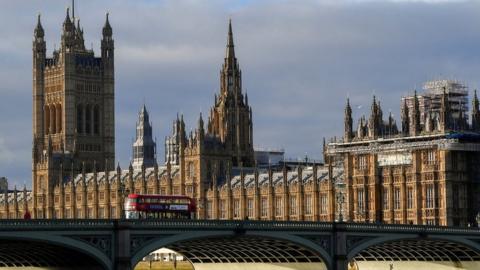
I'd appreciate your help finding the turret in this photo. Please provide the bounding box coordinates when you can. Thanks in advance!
[411,91,421,136]
[401,98,410,136]
[440,87,450,132]
[101,13,114,70]
[60,8,75,50]
[472,90,480,131]
[368,96,380,138]
[344,98,353,142]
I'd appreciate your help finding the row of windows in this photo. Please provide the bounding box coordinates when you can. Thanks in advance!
[206,195,329,219]
[37,206,117,219]
[44,104,62,135]
[358,184,447,212]
[76,104,101,135]
[76,83,101,93]
[78,144,102,152]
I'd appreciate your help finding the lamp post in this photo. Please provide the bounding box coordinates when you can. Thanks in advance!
[118,181,126,219]
[335,183,346,222]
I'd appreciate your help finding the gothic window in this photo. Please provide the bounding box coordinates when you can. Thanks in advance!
[357,189,365,213]
[110,206,116,218]
[426,184,435,208]
[261,197,268,217]
[38,176,45,191]
[320,194,328,214]
[427,150,436,165]
[219,199,226,219]
[188,162,195,179]
[382,187,389,210]
[358,155,368,170]
[64,208,71,219]
[275,196,283,217]
[85,104,92,134]
[93,105,100,135]
[206,200,213,219]
[407,187,414,209]
[233,199,240,219]
[87,207,94,218]
[289,196,297,216]
[305,194,312,215]
[76,208,83,218]
[55,104,62,133]
[50,105,56,134]
[44,105,50,135]
[247,198,254,218]
[98,207,105,219]
[394,187,401,210]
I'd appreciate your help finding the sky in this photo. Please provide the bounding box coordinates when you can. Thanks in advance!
[0,0,480,188]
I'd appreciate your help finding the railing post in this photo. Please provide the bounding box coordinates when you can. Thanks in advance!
[114,220,132,270]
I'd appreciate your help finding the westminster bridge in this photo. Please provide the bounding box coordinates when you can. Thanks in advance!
[0,220,480,270]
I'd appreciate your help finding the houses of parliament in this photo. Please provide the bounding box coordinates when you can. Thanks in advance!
[1,7,480,227]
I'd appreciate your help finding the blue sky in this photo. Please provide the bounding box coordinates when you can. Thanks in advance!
[0,0,479,188]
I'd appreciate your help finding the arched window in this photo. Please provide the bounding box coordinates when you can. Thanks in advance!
[85,104,91,134]
[188,162,195,178]
[56,104,62,133]
[50,105,56,134]
[93,105,100,135]
[44,105,50,135]
[77,104,83,134]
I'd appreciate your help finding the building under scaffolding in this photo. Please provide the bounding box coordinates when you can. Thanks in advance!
[402,80,469,127]
[328,79,480,226]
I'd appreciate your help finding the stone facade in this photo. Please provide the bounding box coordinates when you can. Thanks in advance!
[2,8,477,226]
[0,10,341,221]
[326,83,480,226]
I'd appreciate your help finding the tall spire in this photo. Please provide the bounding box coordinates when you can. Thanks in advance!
[34,14,44,38]
[226,18,235,60]
[72,0,75,21]
[103,13,112,38]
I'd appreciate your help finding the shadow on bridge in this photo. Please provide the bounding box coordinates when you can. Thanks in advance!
[345,230,480,270]
[0,239,104,269]
[132,233,329,270]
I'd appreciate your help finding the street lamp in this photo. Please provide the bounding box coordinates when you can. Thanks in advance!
[336,193,345,222]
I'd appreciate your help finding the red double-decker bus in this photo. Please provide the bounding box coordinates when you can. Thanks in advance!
[124,194,196,219]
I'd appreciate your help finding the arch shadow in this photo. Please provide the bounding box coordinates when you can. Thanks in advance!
[131,230,331,269]
[347,234,480,266]
[0,232,111,270]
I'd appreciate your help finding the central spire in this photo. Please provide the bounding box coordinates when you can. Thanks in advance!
[225,19,235,64]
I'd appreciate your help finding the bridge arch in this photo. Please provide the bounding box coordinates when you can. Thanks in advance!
[131,230,331,270]
[347,234,480,270]
[0,231,111,269]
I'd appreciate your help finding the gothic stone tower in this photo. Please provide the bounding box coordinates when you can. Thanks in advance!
[207,20,254,167]
[32,9,114,218]
[132,105,157,170]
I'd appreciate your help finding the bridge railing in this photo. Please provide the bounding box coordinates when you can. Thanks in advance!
[0,219,479,235]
